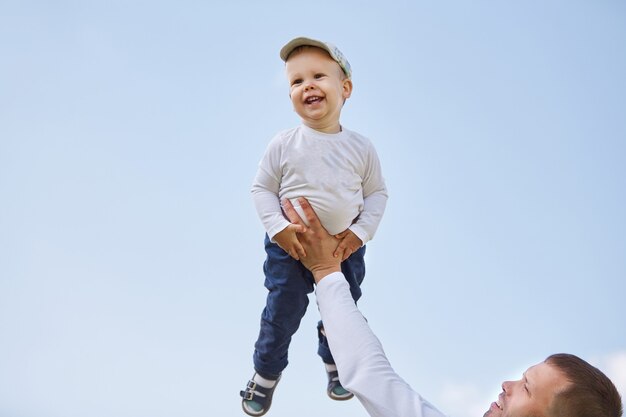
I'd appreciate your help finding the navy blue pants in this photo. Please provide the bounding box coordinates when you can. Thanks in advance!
[253,234,366,379]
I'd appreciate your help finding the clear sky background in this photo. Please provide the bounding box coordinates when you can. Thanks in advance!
[1,1,625,417]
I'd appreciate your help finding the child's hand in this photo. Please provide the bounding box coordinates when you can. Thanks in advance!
[333,229,363,262]
[273,224,307,260]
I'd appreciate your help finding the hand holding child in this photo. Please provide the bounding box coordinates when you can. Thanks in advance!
[333,229,363,262]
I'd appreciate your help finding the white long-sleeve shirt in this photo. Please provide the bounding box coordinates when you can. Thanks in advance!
[251,124,388,243]
[316,272,447,417]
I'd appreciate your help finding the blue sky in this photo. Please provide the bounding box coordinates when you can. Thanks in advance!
[1,1,625,416]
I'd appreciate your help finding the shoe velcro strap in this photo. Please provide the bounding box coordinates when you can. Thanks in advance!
[240,381,272,404]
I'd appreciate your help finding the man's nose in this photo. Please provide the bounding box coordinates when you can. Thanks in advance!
[502,381,512,393]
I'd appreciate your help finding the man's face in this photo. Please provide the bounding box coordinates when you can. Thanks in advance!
[285,47,352,133]
[483,362,570,417]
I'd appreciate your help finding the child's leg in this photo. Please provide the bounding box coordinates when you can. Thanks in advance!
[317,245,366,364]
[252,234,315,379]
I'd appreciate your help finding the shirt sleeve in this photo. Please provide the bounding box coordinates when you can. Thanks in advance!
[349,142,388,244]
[315,273,447,417]
[251,136,290,240]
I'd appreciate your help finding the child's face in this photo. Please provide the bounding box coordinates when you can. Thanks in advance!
[285,47,352,134]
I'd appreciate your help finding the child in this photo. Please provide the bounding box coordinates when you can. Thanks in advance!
[240,37,388,416]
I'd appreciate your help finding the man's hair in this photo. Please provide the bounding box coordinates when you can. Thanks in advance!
[546,353,622,417]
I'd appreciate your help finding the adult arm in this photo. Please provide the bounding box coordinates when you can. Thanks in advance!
[283,198,446,417]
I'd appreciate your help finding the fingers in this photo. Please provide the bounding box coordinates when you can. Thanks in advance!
[338,245,352,261]
[294,241,306,259]
[286,247,300,260]
[292,224,306,234]
[333,243,354,261]
[297,197,323,230]
[335,231,348,239]
[282,198,305,227]
[331,247,351,262]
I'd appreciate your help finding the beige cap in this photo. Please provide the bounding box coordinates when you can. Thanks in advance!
[280,36,352,79]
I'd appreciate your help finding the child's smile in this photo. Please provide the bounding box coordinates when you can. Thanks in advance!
[305,95,323,105]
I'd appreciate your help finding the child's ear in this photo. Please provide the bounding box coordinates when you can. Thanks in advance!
[342,79,353,99]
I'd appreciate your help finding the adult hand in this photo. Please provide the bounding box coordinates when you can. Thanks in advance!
[282,198,342,283]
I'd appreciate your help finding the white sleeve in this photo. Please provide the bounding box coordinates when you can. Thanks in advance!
[251,137,290,240]
[349,143,388,245]
[315,273,446,417]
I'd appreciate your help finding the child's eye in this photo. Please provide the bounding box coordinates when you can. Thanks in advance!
[314,73,325,79]
[291,78,303,86]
